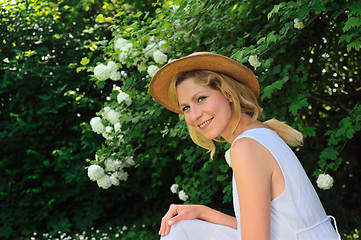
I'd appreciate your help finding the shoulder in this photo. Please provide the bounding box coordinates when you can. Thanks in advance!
[230,137,273,175]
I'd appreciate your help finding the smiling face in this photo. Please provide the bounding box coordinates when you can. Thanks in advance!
[176,77,234,140]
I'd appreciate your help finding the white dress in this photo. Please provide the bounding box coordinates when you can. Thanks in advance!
[161,128,340,240]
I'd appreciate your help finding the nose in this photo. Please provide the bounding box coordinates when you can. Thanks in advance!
[190,105,202,122]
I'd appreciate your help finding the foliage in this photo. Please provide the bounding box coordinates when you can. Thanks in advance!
[82,0,361,234]
[1,0,360,238]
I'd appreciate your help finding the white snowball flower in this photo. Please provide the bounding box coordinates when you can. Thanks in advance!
[88,165,105,181]
[157,40,171,53]
[110,174,120,186]
[109,70,121,81]
[144,42,157,59]
[170,184,178,194]
[316,173,334,190]
[94,63,111,81]
[117,91,132,106]
[153,50,167,64]
[105,159,117,172]
[178,190,189,201]
[224,149,232,167]
[106,109,121,125]
[114,38,130,50]
[102,126,113,140]
[102,106,111,119]
[137,61,147,72]
[124,156,135,167]
[107,61,118,72]
[248,55,261,69]
[294,18,304,29]
[114,122,122,132]
[116,170,128,181]
[147,65,160,78]
[97,175,112,189]
[90,117,105,134]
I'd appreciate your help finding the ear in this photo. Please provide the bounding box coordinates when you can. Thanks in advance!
[226,94,233,103]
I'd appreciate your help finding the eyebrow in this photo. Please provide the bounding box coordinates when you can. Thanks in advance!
[178,91,208,108]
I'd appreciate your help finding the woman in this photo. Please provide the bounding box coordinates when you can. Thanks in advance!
[149,52,340,240]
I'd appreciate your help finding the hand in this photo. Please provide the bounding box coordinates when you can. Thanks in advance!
[159,204,203,237]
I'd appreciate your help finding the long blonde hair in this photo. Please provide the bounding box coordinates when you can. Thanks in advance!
[168,70,303,157]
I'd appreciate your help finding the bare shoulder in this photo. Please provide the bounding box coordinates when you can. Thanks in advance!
[230,137,274,174]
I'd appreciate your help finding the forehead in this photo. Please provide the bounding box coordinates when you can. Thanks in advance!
[176,77,220,103]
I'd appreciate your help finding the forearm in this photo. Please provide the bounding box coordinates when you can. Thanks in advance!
[198,205,237,229]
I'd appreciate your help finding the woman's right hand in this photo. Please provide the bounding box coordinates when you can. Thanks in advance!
[159,204,203,237]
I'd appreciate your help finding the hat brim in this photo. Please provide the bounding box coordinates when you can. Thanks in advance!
[149,52,259,114]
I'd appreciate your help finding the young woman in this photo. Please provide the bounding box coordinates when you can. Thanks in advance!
[149,52,340,240]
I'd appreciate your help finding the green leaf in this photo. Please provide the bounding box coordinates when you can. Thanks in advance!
[261,76,289,101]
[343,16,361,32]
[80,57,90,66]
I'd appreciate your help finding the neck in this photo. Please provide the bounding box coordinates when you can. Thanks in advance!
[222,113,264,143]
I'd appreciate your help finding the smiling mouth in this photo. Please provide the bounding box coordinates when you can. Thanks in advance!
[198,118,213,128]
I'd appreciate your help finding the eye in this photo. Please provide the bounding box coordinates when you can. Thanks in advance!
[181,105,190,112]
[198,96,207,102]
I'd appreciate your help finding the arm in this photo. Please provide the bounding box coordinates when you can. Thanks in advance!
[159,204,237,237]
[231,137,273,240]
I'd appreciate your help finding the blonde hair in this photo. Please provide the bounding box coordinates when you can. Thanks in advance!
[169,70,303,157]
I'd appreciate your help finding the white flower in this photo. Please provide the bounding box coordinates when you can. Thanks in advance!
[224,149,232,167]
[105,159,117,172]
[316,173,334,190]
[137,61,147,72]
[117,91,132,106]
[88,165,105,181]
[178,190,189,201]
[102,106,111,119]
[157,40,171,53]
[90,117,105,134]
[94,63,111,81]
[102,126,113,140]
[294,18,304,29]
[248,55,261,69]
[116,170,128,181]
[147,65,160,78]
[124,156,135,167]
[109,71,121,81]
[153,50,167,64]
[144,42,157,59]
[114,38,130,51]
[107,61,118,72]
[97,175,112,189]
[106,109,121,125]
[110,174,120,186]
[114,122,122,132]
[170,184,178,194]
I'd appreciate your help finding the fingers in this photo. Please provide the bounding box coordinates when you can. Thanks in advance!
[159,204,178,237]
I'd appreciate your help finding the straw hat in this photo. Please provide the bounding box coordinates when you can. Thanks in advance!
[149,52,259,114]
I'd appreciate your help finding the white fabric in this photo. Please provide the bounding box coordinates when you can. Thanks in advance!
[161,128,340,240]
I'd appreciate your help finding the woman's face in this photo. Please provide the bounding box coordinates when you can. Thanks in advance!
[176,77,234,139]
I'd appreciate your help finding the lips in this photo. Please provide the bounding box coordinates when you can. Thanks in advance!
[198,118,213,128]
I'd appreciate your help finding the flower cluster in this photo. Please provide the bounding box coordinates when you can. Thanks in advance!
[316,173,334,190]
[248,55,261,69]
[87,154,135,189]
[170,183,189,201]
[87,89,136,189]
[94,61,121,81]
[113,36,171,77]
[224,149,232,168]
[293,18,304,29]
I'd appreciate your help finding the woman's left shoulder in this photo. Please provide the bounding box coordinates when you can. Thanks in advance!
[230,136,274,174]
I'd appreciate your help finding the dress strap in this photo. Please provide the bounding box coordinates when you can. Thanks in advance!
[328,215,341,240]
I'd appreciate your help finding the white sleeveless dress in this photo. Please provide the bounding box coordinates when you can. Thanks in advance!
[161,128,340,240]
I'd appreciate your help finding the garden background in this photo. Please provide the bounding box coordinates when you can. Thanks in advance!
[0,0,360,239]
